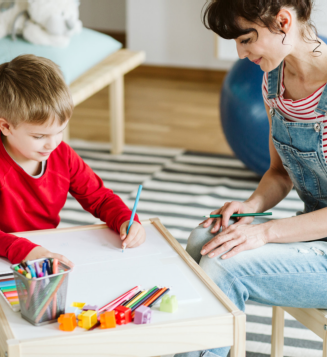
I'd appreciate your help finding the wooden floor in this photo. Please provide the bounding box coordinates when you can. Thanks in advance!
[69,66,233,155]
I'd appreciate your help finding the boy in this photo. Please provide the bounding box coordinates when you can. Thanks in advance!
[0,54,146,266]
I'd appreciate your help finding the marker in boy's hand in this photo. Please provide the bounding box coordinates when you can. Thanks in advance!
[120,185,144,251]
[120,221,146,249]
[24,246,74,268]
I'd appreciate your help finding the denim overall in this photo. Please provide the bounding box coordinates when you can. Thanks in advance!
[175,62,327,357]
[268,61,327,215]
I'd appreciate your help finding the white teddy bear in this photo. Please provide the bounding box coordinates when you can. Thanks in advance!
[24,0,82,47]
[0,0,82,47]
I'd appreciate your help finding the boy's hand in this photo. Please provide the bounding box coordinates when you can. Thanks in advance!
[23,246,74,268]
[120,221,146,249]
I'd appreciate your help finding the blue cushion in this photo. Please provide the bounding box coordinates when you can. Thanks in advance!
[0,28,122,84]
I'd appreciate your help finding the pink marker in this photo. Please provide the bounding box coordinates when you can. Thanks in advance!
[52,259,59,319]
[25,278,36,309]
[98,286,140,313]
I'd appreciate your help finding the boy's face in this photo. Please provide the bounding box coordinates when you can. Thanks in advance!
[2,118,68,163]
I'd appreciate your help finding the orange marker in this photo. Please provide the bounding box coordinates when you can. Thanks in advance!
[7,297,19,302]
[144,288,167,306]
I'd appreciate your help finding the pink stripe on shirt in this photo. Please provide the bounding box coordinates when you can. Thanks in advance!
[262,66,327,163]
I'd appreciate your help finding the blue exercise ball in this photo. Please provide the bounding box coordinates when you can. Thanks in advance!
[220,35,327,176]
[220,58,268,176]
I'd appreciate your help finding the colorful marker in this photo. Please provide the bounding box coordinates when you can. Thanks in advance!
[34,262,41,278]
[52,259,59,318]
[27,264,36,278]
[42,261,47,276]
[203,212,272,218]
[123,185,143,252]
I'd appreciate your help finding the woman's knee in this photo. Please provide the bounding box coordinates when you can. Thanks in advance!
[186,224,215,263]
[198,253,250,311]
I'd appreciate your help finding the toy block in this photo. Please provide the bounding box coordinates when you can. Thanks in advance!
[82,304,98,313]
[114,306,132,325]
[65,306,82,317]
[159,295,178,313]
[58,313,77,332]
[134,305,152,324]
[77,310,98,329]
[71,302,86,309]
[100,311,117,329]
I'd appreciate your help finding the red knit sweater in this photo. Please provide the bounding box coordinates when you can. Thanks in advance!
[0,141,140,264]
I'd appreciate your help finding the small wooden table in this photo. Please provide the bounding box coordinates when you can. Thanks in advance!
[66,49,146,154]
[0,218,245,357]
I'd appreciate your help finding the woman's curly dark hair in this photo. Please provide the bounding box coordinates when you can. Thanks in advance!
[203,0,321,53]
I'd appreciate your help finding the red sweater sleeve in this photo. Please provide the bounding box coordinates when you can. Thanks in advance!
[0,231,39,264]
[68,146,139,232]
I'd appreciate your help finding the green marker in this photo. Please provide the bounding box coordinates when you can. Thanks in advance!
[203,212,272,218]
[130,286,158,309]
[32,274,63,320]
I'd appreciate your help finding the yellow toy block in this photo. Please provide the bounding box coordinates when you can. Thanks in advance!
[77,310,97,329]
[71,302,86,309]
[100,311,116,329]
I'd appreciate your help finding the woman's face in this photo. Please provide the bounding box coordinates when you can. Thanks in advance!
[235,17,292,72]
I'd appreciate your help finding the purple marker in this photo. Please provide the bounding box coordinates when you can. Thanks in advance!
[34,262,41,278]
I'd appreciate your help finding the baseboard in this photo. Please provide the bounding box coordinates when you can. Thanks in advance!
[127,64,227,82]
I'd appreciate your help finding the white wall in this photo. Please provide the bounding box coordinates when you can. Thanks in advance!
[126,0,233,70]
[127,0,327,69]
[79,0,327,68]
[79,0,126,32]
[312,0,327,37]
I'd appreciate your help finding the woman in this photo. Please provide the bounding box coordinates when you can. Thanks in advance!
[176,1,327,356]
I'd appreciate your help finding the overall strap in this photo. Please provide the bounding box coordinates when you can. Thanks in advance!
[315,84,327,117]
[267,61,284,100]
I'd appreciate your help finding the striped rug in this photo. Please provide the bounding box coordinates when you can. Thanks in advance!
[60,139,322,357]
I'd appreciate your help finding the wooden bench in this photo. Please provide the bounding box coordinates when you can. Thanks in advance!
[66,49,146,154]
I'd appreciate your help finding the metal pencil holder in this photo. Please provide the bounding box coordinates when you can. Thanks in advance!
[11,258,72,326]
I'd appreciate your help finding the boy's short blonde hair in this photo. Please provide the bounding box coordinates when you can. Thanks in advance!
[0,54,74,127]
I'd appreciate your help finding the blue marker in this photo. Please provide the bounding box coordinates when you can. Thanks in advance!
[27,264,36,278]
[123,185,143,252]
[42,261,47,276]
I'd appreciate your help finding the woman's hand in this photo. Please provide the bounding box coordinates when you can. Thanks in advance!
[24,246,74,268]
[120,221,146,248]
[201,201,258,233]
[201,222,270,259]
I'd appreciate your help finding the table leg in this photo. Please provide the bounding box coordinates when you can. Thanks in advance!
[323,327,327,357]
[230,311,246,357]
[271,306,284,357]
[110,75,124,155]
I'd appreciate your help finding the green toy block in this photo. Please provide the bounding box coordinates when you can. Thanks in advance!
[159,295,178,313]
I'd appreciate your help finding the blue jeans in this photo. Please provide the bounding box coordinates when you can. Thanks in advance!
[175,220,327,357]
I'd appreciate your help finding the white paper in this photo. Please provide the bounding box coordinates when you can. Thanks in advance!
[0,224,177,273]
